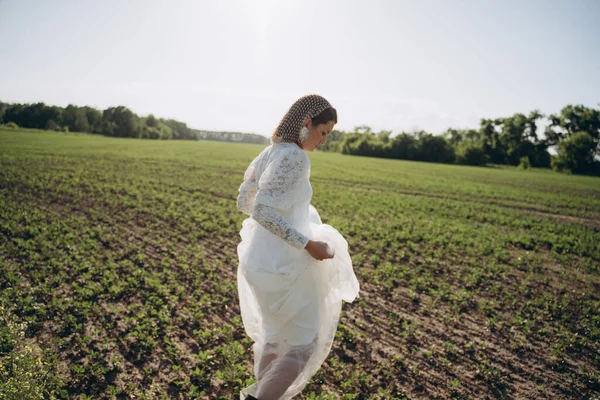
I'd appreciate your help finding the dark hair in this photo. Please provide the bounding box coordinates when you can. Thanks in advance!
[311,107,337,126]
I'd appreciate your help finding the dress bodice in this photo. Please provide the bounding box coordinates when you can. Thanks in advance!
[237,143,314,248]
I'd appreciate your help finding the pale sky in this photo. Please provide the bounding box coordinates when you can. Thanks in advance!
[1,0,598,136]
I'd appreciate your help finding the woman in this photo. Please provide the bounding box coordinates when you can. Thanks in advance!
[236,94,360,400]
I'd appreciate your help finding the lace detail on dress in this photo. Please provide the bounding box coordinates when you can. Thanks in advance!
[252,204,309,250]
[237,147,270,216]
[254,145,309,210]
[237,188,256,216]
[237,144,310,249]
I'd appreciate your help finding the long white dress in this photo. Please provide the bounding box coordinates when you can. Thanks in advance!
[236,142,360,399]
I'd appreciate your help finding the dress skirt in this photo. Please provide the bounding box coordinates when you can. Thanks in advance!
[237,206,359,399]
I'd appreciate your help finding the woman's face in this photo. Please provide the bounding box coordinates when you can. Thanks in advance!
[301,118,335,152]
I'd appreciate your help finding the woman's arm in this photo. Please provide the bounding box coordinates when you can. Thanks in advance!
[237,152,263,216]
[252,204,333,260]
[252,203,309,250]
[237,188,256,216]
[252,147,311,250]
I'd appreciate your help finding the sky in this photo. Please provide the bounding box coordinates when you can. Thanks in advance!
[0,0,599,136]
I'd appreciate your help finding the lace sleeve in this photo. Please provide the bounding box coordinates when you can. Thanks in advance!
[237,156,260,216]
[252,204,309,249]
[237,188,257,216]
[254,146,308,209]
[252,146,310,249]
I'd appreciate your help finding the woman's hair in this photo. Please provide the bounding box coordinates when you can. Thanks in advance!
[271,95,336,144]
[311,107,337,126]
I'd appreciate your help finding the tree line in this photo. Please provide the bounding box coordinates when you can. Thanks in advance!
[1,100,598,175]
[0,101,199,140]
[194,130,268,145]
[0,101,268,144]
[320,105,600,176]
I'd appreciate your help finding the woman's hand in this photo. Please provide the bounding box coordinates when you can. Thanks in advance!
[305,240,335,261]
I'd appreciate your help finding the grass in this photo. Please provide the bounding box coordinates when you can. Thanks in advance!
[0,128,599,399]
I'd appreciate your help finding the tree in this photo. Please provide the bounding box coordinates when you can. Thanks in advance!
[98,120,117,136]
[444,128,464,146]
[1,103,60,130]
[164,119,195,140]
[102,106,140,138]
[528,142,551,168]
[415,133,455,163]
[141,116,173,139]
[74,113,90,132]
[456,142,488,166]
[481,111,548,167]
[525,110,543,141]
[463,129,480,143]
[193,129,268,144]
[146,114,158,128]
[22,103,56,129]
[353,125,373,135]
[545,105,600,174]
[546,105,600,146]
[45,120,60,131]
[480,118,505,164]
[498,113,530,165]
[0,102,7,123]
[0,100,199,141]
[552,132,599,175]
[518,156,531,170]
[2,104,26,127]
[319,129,345,152]
[61,104,80,132]
[340,133,363,155]
[389,133,418,160]
[83,107,103,133]
[377,130,392,143]
[342,134,382,157]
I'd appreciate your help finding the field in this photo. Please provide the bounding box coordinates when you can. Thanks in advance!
[1,128,599,399]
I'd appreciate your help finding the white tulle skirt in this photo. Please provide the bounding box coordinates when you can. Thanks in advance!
[237,206,360,399]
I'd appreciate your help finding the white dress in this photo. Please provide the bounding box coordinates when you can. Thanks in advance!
[236,142,360,399]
